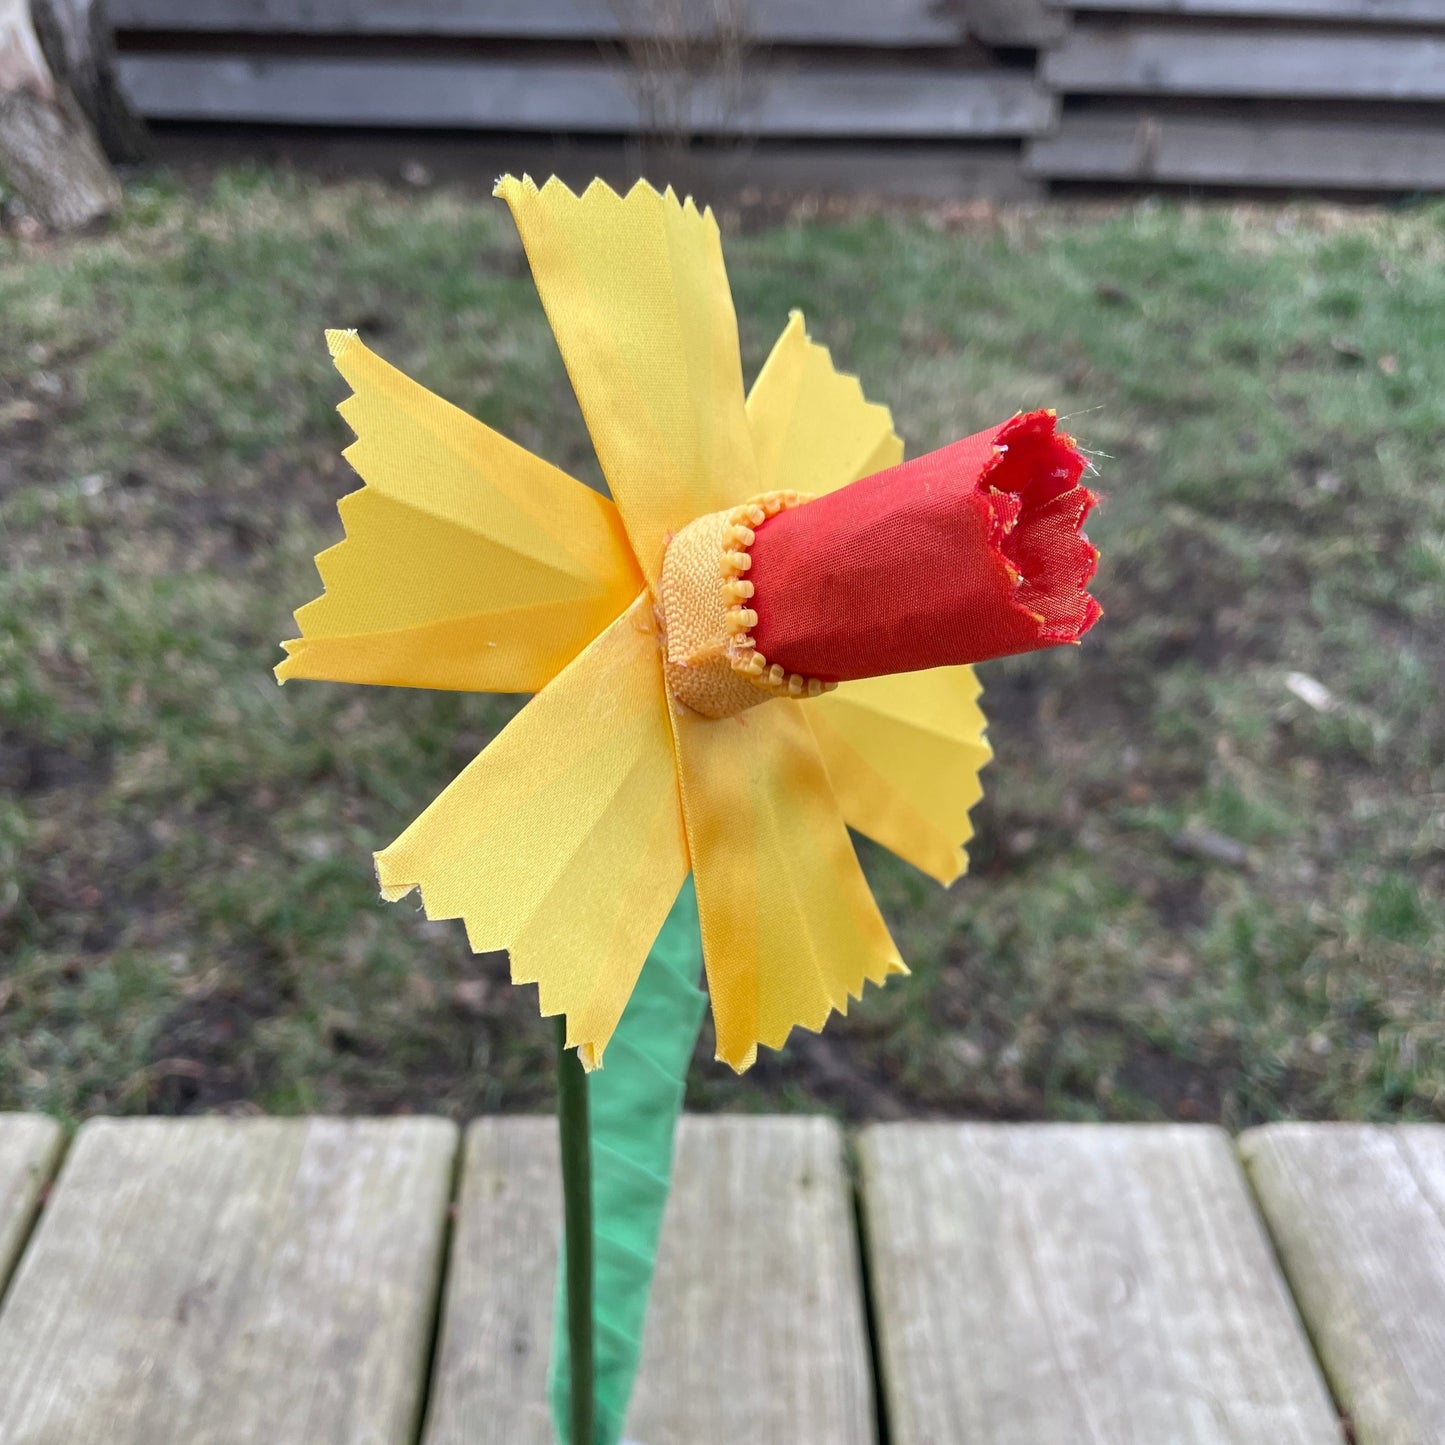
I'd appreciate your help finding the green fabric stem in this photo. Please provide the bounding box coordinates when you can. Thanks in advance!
[548,875,708,1445]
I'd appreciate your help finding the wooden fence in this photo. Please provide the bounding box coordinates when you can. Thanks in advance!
[107,0,1445,195]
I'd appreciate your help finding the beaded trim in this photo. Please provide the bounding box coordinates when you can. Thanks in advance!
[719,491,839,701]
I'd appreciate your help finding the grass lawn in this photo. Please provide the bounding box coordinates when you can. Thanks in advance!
[2,169,1442,1126]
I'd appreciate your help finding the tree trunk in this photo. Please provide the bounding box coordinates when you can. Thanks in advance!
[0,0,122,231]
[32,0,147,162]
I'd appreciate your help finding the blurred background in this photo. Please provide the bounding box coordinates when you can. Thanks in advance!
[1,0,1442,1127]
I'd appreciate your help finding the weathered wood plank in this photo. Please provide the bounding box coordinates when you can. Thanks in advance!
[629,1116,873,1443]
[110,0,972,46]
[1028,112,1445,186]
[418,1118,555,1445]
[1045,24,1445,98]
[860,1123,1343,1445]
[968,0,1071,45]
[424,1115,875,1445]
[115,55,1055,137]
[151,128,1042,201]
[1241,1124,1445,1445]
[0,1115,63,1297]
[706,140,1040,200]
[0,1116,457,1445]
[1057,0,1445,22]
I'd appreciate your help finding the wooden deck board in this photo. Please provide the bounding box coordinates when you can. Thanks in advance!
[629,1116,873,1444]
[0,1115,64,1299]
[1241,1124,1445,1445]
[418,1118,556,1445]
[0,1117,457,1445]
[859,1123,1343,1445]
[423,1115,874,1445]
[4,1115,1429,1442]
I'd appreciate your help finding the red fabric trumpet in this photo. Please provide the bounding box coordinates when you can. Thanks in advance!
[747,409,1101,684]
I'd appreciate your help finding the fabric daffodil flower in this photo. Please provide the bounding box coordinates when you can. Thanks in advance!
[277,176,1100,1073]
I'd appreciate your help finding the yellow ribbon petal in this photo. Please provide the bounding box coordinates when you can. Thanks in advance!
[278,329,641,694]
[810,669,992,886]
[746,309,903,497]
[495,175,758,582]
[743,307,986,884]
[375,592,687,1068]
[667,695,905,1071]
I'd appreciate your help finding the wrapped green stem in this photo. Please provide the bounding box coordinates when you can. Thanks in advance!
[556,1016,595,1445]
[549,877,708,1445]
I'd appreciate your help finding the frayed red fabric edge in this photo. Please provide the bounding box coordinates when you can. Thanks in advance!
[982,411,1102,646]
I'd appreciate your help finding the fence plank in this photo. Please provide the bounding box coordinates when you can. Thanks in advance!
[1241,1124,1445,1445]
[1058,0,1445,21]
[424,1115,874,1445]
[1029,112,1445,186]
[0,1117,457,1445]
[1045,24,1445,97]
[0,1115,63,1297]
[149,127,1041,199]
[110,0,972,46]
[963,0,1070,44]
[860,1123,1343,1445]
[116,54,1054,137]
